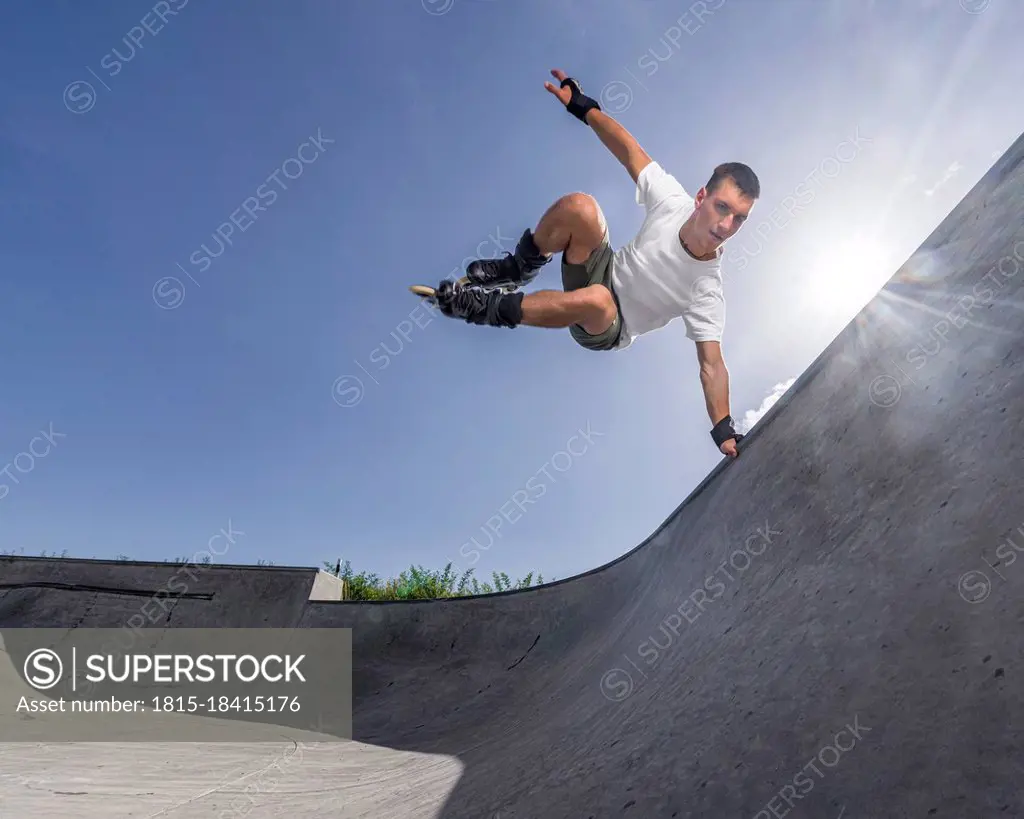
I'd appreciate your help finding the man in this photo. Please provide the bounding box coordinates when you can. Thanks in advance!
[431,69,759,459]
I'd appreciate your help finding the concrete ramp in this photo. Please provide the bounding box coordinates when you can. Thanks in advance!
[0,132,1022,817]
[0,556,339,628]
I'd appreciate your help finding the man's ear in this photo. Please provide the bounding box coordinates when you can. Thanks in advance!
[694,186,706,207]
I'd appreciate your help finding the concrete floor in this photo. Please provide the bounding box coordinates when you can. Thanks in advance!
[1,132,1022,817]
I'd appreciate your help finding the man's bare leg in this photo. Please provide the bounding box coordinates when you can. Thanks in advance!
[436,192,616,334]
[462,192,607,288]
[516,192,616,333]
[530,192,608,265]
[519,285,617,334]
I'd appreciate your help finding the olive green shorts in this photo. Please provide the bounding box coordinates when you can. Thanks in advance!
[560,230,623,352]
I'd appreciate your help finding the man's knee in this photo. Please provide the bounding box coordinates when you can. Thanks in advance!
[558,194,607,265]
[560,192,606,234]
[561,191,599,212]
[580,284,617,335]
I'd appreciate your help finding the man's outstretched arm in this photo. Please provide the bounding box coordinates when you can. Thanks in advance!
[696,341,741,458]
[586,109,652,184]
[543,68,651,183]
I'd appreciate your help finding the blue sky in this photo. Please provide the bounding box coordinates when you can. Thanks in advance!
[1,0,1020,585]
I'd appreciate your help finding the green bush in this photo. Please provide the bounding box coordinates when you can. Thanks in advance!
[325,559,551,600]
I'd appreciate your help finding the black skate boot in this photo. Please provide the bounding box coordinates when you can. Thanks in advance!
[433,279,522,328]
[459,228,551,292]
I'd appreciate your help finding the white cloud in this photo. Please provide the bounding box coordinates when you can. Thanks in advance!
[738,377,797,434]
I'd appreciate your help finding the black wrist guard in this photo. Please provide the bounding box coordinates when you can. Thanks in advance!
[710,415,744,448]
[560,77,601,122]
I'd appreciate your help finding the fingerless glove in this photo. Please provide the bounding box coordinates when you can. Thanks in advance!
[710,415,744,448]
[560,77,601,122]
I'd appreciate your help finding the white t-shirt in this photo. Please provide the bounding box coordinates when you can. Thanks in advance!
[609,161,726,349]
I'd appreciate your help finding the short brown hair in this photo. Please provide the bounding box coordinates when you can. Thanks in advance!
[706,162,760,200]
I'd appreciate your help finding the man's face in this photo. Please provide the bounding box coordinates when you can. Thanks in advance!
[693,177,754,249]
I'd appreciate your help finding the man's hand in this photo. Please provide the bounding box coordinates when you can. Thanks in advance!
[543,68,601,122]
[543,69,574,106]
[708,410,743,460]
[719,437,740,459]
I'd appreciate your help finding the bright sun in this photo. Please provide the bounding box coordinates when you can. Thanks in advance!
[806,234,895,320]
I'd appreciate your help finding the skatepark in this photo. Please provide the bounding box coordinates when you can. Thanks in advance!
[0,131,1021,817]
